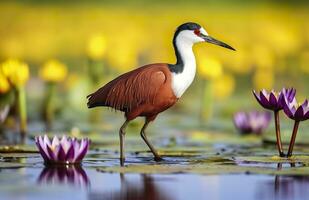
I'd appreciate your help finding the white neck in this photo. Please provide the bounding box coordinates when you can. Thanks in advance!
[171,36,197,98]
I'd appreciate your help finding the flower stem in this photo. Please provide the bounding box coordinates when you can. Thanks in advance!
[287,120,300,157]
[16,86,27,140]
[274,110,284,157]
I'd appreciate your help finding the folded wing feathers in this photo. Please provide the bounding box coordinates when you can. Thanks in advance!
[87,66,166,112]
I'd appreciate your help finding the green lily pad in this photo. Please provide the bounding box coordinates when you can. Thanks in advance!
[96,161,309,176]
[235,155,309,164]
[188,130,262,145]
[0,145,38,153]
[0,162,30,169]
[0,153,39,158]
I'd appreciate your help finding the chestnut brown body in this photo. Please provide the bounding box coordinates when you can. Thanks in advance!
[87,63,178,121]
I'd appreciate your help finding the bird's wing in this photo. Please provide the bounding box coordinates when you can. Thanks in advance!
[87,64,167,111]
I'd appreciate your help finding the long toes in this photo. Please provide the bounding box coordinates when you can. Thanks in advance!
[279,152,286,157]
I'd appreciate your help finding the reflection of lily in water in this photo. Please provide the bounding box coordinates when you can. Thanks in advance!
[37,165,90,188]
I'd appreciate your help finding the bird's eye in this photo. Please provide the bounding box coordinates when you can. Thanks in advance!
[194,29,201,36]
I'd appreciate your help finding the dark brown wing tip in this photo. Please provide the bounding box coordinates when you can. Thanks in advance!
[86,93,94,108]
[86,93,92,99]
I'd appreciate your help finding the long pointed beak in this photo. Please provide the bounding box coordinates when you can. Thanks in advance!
[201,34,235,51]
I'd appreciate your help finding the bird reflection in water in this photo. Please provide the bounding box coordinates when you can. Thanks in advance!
[89,173,172,200]
[37,165,90,188]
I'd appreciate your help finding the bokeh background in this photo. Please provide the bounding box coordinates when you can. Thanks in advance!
[1,0,309,134]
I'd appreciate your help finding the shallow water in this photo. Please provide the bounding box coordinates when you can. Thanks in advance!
[1,165,309,200]
[1,119,309,200]
[1,147,309,200]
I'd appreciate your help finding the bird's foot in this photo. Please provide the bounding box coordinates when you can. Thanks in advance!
[154,156,164,162]
[279,152,286,158]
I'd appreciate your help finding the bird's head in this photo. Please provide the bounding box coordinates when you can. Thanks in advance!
[174,22,235,51]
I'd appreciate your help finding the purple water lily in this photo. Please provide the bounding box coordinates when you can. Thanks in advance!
[252,88,296,157]
[233,111,271,135]
[282,97,309,157]
[283,98,309,121]
[35,135,89,165]
[253,88,296,111]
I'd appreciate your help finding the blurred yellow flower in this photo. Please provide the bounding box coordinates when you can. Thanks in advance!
[198,57,223,80]
[0,72,10,94]
[253,69,274,90]
[39,59,67,82]
[213,73,235,100]
[1,59,29,87]
[86,34,106,60]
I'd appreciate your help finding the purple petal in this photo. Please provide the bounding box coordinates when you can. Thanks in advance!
[295,106,304,121]
[282,99,295,119]
[258,91,271,109]
[75,139,89,162]
[35,137,49,161]
[57,145,66,162]
[269,92,278,108]
[303,101,309,114]
[65,143,75,162]
[44,135,51,146]
[60,135,70,153]
[286,88,297,102]
[46,145,57,162]
[52,136,60,148]
[302,100,308,108]
[262,89,269,98]
[253,91,263,107]
[253,90,261,101]
[73,140,80,160]
[304,110,309,120]
[39,136,51,160]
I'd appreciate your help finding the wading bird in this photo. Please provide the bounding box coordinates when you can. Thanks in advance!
[87,22,235,166]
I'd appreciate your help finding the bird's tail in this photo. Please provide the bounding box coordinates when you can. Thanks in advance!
[86,93,94,108]
[86,93,105,108]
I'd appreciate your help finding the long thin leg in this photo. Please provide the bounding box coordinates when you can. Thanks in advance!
[140,119,162,161]
[274,110,285,157]
[119,120,129,166]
